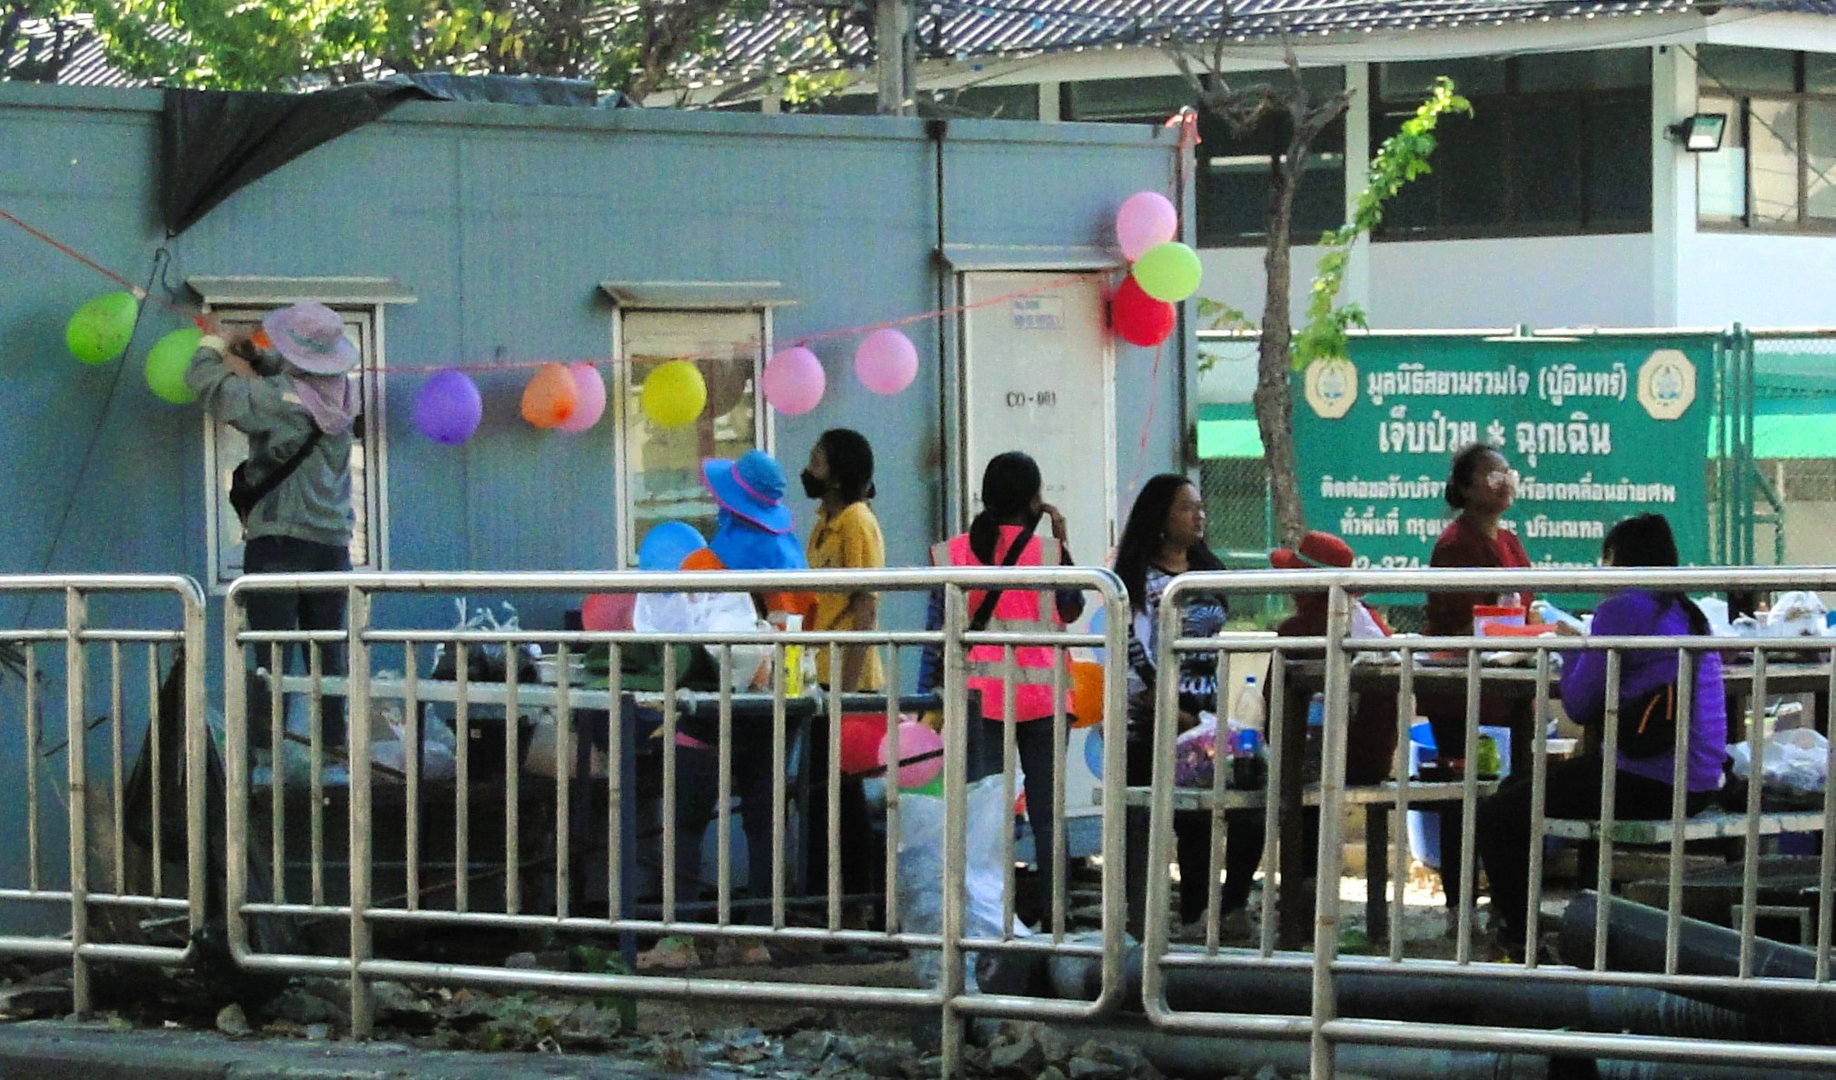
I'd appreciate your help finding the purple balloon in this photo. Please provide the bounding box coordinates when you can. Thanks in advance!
[854,328,918,395]
[414,369,483,445]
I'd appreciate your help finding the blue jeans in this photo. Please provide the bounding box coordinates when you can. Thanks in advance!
[243,536,350,749]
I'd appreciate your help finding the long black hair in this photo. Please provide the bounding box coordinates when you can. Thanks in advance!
[1114,473,1225,611]
[1602,513,1710,635]
[969,451,1042,565]
[817,428,875,503]
[1444,442,1501,511]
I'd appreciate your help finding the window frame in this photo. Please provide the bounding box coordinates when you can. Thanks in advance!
[1694,48,1836,234]
[197,303,390,591]
[608,303,774,570]
[1368,52,1654,242]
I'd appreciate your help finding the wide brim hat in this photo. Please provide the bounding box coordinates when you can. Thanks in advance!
[1271,530,1355,570]
[702,453,793,534]
[262,301,359,376]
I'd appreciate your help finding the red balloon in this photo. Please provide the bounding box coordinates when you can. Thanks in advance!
[581,593,635,632]
[1110,275,1176,347]
[839,714,890,776]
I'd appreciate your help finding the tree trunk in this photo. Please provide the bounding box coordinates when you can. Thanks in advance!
[1256,139,1307,549]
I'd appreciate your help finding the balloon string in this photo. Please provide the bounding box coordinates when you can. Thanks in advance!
[378,273,1099,378]
[1124,337,1167,502]
[1,201,1114,376]
[0,207,158,304]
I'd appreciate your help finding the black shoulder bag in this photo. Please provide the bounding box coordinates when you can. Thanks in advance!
[230,430,323,529]
[968,518,1042,632]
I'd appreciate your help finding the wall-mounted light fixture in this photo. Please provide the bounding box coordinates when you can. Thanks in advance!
[1667,113,1728,152]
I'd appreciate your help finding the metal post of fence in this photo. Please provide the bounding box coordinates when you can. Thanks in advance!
[224,589,251,964]
[346,587,375,1038]
[1309,584,1353,1079]
[938,584,970,1078]
[63,587,91,1016]
[184,589,208,946]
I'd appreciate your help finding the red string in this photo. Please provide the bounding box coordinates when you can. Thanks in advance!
[2,202,1105,376]
[1124,336,1167,502]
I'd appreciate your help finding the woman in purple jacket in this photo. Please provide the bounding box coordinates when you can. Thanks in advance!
[1476,513,1725,959]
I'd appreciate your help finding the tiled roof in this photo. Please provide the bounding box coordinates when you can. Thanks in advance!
[693,0,1828,86]
[3,15,146,87]
[13,1,1836,94]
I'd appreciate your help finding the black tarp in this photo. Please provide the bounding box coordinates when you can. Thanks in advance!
[161,74,606,237]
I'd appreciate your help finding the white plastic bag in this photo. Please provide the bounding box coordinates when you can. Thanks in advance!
[633,591,773,691]
[1728,727,1828,796]
[896,774,1018,992]
[1768,592,1830,639]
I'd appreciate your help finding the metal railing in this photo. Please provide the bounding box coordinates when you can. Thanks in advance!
[1147,566,1836,1079]
[220,567,1132,1076]
[0,574,207,1014]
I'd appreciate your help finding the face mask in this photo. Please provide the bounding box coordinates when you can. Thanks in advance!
[800,469,827,499]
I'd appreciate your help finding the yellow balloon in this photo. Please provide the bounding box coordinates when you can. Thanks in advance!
[640,360,707,428]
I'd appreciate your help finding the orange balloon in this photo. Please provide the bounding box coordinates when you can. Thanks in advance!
[679,547,725,572]
[521,362,578,428]
[1069,659,1103,728]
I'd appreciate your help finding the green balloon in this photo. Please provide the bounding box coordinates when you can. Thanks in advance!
[67,291,140,365]
[904,774,945,798]
[1131,241,1203,303]
[145,327,201,405]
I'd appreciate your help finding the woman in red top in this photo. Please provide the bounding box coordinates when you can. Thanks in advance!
[1422,443,1534,917]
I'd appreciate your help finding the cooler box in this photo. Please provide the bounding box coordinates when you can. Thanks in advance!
[1405,720,1512,871]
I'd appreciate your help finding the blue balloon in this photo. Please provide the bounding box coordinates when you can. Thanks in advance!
[1083,728,1104,781]
[637,521,707,571]
[1088,606,1107,662]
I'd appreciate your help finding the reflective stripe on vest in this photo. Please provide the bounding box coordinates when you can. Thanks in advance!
[930,532,1066,721]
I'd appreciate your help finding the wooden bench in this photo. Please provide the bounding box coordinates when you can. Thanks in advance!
[1543,809,1827,845]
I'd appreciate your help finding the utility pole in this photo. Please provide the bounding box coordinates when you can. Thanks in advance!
[875,0,915,115]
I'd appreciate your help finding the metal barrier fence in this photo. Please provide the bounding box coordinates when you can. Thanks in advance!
[221,567,1131,1076]
[1147,566,1836,1079]
[0,574,207,1014]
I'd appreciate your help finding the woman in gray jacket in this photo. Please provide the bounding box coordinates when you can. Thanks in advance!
[188,301,359,746]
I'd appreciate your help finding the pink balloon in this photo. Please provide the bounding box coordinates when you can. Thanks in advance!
[559,363,607,433]
[881,720,944,790]
[762,346,826,415]
[854,329,918,396]
[581,593,635,632]
[1116,191,1179,262]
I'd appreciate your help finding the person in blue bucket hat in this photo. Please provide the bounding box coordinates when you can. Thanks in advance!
[702,450,807,571]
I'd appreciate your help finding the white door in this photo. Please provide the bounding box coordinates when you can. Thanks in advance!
[957,270,1116,855]
[958,271,1117,565]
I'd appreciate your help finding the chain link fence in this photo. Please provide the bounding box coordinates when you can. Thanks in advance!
[1748,332,1836,567]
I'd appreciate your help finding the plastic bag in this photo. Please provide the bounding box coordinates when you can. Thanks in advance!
[1173,714,1219,788]
[1728,727,1828,796]
[896,774,1020,993]
[428,600,539,683]
[634,591,773,692]
[1768,592,1830,639]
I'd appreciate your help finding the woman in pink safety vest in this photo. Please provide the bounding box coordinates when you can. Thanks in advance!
[918,451,1083,924]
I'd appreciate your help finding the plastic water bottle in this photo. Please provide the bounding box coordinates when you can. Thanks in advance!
[1232,676,1264,734]
[1231,677,1267,790]
[1303,693,1326,784]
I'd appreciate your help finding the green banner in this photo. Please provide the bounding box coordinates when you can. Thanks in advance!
[1293,335,1715,574]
